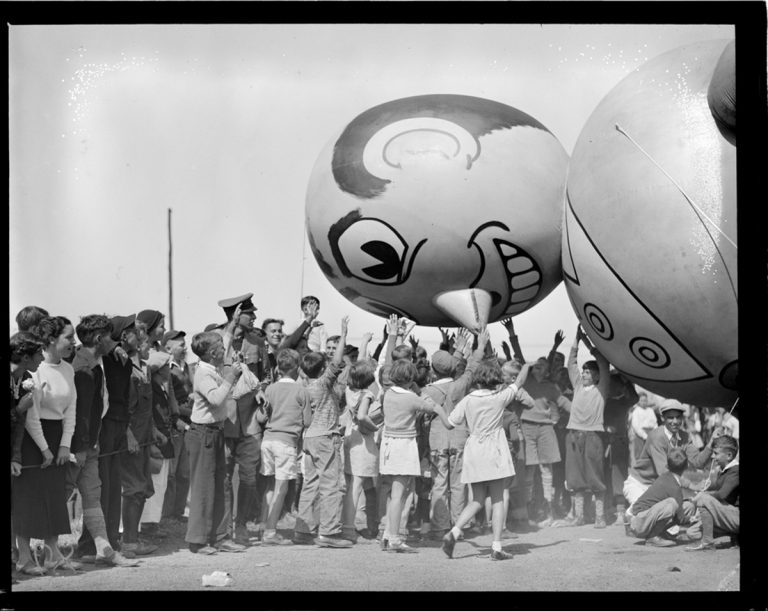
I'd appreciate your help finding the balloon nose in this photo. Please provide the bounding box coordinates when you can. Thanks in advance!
[432,288,491,333]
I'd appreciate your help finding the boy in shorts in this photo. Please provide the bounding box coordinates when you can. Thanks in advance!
[260,349,312,545]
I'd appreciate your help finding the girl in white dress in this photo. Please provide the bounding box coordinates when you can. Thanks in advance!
[441,355,533,561]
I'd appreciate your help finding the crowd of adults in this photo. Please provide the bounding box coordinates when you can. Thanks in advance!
[10,292,740,577]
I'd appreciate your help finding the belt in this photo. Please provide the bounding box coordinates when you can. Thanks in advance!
[190,421,225,431]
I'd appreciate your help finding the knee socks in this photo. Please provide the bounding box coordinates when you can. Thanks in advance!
[82,508,110,555]
[540,465,554,502]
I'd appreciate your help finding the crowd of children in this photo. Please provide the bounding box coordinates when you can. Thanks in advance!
[10,293,740,579]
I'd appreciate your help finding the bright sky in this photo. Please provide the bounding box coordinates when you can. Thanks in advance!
[9,23,734,361]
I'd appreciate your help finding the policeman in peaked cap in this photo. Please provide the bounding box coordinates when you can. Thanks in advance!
[218,293,257,324]
[216,293,265,373]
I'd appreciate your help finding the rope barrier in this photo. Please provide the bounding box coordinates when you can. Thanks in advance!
[20,439,165,470]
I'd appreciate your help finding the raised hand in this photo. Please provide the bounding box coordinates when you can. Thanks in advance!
[386,314,399,336]
[340,315,350,336]
[454,328,470,353]
[361,331,374,345]
[500,316,515,335]
[553,329,565,348]
[304,301,319,323]
[476,327,490,350]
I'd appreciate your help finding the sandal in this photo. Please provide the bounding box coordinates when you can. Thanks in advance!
[45,558,83,571]
[18,562,47,576]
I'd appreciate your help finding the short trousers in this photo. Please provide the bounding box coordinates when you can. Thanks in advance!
[260,438,299,480]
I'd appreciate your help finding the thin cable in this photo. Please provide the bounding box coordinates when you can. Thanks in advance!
[614,124,737,249]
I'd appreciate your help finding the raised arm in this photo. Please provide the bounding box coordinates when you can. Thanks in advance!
[547,329,565,371]
[280,302,318,350]
[383,314,399,365]
[358,331,373,361]
[568,325,583,387]
[332,316,349,368]
[500,317,525,363]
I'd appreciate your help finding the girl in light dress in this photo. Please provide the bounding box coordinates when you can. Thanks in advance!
[341,359,382,541]
[440,348,533,561]
[378,356,453,553]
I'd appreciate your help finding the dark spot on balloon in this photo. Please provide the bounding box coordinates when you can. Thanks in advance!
[718,360,738,390]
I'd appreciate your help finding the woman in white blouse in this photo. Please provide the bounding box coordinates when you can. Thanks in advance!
[13,316,79,574]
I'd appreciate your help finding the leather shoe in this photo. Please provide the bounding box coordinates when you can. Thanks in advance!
[316,534,353,548]
[234,525,252,547]
[216,539,246,553]
[292,531,317,545]
[685,542,715,552]
[189,544,218,555]
[645,536,676,547]
[441,531,457,559]
[122,541,158,556]
[490,549,514,561]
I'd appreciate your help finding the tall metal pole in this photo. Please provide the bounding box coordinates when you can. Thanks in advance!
[168,208,174,330]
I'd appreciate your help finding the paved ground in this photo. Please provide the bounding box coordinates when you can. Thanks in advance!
[9,517,740,593]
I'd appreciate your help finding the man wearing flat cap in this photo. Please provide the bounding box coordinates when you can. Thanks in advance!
[624,398,721,538]
[160,330,193,524]
[97,315,140,556]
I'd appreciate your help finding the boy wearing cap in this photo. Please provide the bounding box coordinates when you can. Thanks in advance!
[120,323,165,557]
[291,316,351,548]
[68,314,138,567]
[185,331,246,554]
[624,399,717,507]
[421,338,484,539]
[95,315,137,553]
[161,329,193,523]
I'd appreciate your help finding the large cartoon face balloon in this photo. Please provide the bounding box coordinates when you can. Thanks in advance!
[306,94,569,330]
[564,40,736,407]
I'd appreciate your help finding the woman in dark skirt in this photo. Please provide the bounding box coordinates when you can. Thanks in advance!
[10,332,44,574]
[12,316,79,574]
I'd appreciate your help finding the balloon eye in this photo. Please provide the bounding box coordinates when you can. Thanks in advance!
[360,241,402,280]
[337,218,409,285]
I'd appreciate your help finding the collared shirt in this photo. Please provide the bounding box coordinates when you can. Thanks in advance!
[191,360,233,424]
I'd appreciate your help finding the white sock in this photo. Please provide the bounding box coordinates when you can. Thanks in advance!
[491,540,502,552]
[450,526,462,539]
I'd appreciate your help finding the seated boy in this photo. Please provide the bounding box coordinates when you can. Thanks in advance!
[259,349,313,545]
[292,316,351,548]
[626,448,689,547]
[685,435,739,551]
[184,331,245,554]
